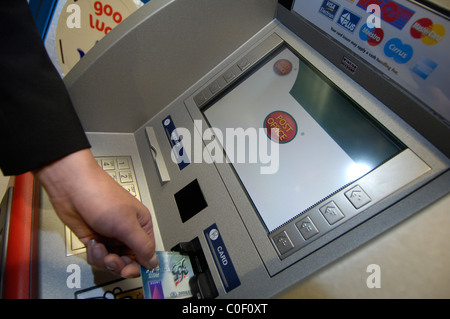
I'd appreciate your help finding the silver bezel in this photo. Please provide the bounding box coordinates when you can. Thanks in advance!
[183,25,448,276]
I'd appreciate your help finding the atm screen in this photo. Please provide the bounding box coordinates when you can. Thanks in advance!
[203,45,405,232]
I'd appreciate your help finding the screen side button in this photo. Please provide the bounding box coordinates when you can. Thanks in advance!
[272,230,294,255]
[320,201,345,225]
[345,185,372,209]
[296,216,319,240]
[237,57,251,71]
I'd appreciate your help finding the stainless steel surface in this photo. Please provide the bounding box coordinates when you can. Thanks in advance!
[278,193,450,298]
[269,149,431,265]
[183,24,449,281]
[64,0,278,133]
[193,33,284,108]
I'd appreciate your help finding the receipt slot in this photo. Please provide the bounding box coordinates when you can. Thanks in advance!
[29,0,450,298]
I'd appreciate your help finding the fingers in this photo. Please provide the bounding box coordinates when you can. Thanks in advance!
[112,206,159,271]
[86,232,158,278]
[81,204,159,278]
[104,254,141,278]
[87,239,142,278]
[86,239,108,269]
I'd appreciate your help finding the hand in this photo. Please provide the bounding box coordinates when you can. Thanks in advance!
[35,149,158,278]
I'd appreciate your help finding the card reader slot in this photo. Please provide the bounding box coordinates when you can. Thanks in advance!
[172,238,218,299]
[145,127,171,185]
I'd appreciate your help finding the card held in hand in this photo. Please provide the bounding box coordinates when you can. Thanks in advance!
[140,251,194,299]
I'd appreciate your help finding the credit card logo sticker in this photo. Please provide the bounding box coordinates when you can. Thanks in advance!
[319,0,340,20]
[357,0,415,30]
[359,23,384,46]
[337,9,361,33]
[411,57,438,80]
[384,38,413,64]
[410,18,445,45]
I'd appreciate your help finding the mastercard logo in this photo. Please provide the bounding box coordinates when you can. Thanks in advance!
[410,18,445,45]
[264,111,298,144]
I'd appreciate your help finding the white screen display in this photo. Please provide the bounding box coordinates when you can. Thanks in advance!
[204,46,403,232]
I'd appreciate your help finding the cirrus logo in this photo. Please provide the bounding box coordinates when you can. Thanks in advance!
[384,38,413,64]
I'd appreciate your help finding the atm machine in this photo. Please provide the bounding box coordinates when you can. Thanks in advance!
[5,0,449,298]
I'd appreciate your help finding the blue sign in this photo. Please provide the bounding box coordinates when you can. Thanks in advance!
[337,8,361,33]
[319,0,340,20]
[162,115,190,170]
[384,38,413,64]
[204,224,241,293]
[411,57,438,80]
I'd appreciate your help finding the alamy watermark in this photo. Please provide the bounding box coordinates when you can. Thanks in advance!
[171,120,280,175]
[366,4,382,29]
[66,264,81,289]
[366,264,381,289]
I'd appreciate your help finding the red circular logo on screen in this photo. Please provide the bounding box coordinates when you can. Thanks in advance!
[273,59,292,75]
[264,111,297,143]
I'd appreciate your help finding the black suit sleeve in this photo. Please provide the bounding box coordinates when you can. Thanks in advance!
[0,0,91,176]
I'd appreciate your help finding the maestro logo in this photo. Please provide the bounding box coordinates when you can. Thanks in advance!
[359,23,384,46]
[337,9,362,33]
[384,38,413,64]
[264,111,297,144]
[410,18,446,45]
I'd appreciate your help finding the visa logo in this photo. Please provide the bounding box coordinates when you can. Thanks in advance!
[337,9,361,33]
[319,0,340,20]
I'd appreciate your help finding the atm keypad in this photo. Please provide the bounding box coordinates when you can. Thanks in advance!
[65,156,141,256]
[96,156,141,201]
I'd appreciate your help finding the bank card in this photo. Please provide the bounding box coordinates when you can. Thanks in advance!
[140,251,194,299]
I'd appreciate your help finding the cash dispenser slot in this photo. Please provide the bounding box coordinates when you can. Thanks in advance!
[172,238,218,299]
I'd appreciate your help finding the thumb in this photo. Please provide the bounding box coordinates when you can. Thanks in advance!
[117,207,159,270]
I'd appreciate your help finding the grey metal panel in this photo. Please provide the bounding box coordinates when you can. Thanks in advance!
[135,102,270,297]
[177,23,449,297]
[64,0,278,133]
